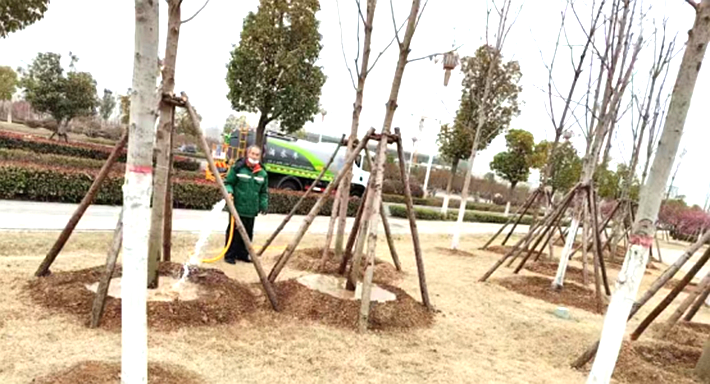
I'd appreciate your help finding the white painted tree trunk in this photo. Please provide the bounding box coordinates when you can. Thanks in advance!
[441,194,450,215]
[122,1,159,383]
[552,216,580,289]
[451,146,478,250]
[504,201,511,216]
[6,102,11,123]
[587,2,710,382]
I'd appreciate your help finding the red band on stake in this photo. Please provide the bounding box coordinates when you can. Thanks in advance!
[127,164,153,174]
[630,235,653,248]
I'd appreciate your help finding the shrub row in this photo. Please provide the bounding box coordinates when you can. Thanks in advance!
[388,205,535,225]
[0,163,360,216]
[381,194,517,213]
[0,130,200,171]
[0,148,204,181]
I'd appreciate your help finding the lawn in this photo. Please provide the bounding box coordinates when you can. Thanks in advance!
[0,230,706,383]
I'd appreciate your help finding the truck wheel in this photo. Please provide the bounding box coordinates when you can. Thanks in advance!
[278,179,301,191]
[350,187,365,198]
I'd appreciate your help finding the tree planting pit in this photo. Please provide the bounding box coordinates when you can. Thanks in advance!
[289,247,402,285]
[27,262,259,332]
[85,276,202,302]
[296,273,396,303]
[494,275,602,313]
[32,360,204,384]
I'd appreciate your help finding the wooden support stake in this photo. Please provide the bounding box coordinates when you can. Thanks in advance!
[394,127,432,310]
[568,200,621,259]
[630,246,710,341]
[90,209,124,328]
[479,184,579,282]
[268,129,375,283]
[660,270,710,336]
[588,188,611,295]
[182,93,280,311]
[338,188,369,275]
[481,189,538,250]
[162,110,176,262]
[261,135,345,257]
[35,131,128,277]
[572,230,710,369]
[683,282,710,322]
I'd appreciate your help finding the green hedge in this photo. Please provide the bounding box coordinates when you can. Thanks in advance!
[0,164,360,216]
[381,194,515,213]
[0,131,200,171]
[388,205,535,225]
[0,148,203,180]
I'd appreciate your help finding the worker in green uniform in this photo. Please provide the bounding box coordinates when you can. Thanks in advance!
[223,145,269,263]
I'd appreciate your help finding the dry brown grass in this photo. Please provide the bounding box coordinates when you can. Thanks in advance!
[1,231,709,384]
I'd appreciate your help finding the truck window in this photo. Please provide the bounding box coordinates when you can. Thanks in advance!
[355,155,362,169]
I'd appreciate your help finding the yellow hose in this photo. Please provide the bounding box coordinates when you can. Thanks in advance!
[201,215,235,263]
[200,215,287,264]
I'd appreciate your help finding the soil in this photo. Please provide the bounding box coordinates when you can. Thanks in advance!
[495,275,603,314]
[289,247,402,285]
[585,341,702,384]
[273,279,433,331]
[653,321,710,349]
[26,262,259,332]
[486,245,547,259]
[524,261,589,286]
[434,246,476,258]
[31,360,204,384]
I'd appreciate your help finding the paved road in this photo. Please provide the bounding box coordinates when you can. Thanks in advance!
[0,200,533,236]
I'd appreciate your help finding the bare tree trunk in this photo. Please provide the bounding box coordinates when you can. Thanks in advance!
[255,113,268,152]
[147,0,181,289]
[441,158,458,215]
[35,131,128,277]
[334,0,378,259]
[684,282,710,322]
[587,2,710,380]
[122,1,159,381]
[162,117,175,262]
[582,200,590,285]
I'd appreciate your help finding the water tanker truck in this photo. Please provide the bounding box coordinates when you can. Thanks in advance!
[208,129,370,197]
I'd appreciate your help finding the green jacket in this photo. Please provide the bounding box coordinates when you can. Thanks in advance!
[224,162,269,218]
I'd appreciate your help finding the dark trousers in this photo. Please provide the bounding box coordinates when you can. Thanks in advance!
[225,215,255,262]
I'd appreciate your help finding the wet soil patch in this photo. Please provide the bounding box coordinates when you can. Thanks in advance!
[435,247,476,258]
[486,245,547,259]
[273,279,433,331]
[26,262,259,332]
[495,275,602,314]
[31,361,204,384]
[289,247,402,285]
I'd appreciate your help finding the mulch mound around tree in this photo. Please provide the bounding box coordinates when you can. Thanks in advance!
[495,275,602,313]
[435,247,476,258]
[289,247,402,285]
[272,279,433,331]
[486,245,547,259]
[652,321,710,349]
[32,361,204,384]
[581,341,702,384]
[524,261,590,286]
[26,262,259,332]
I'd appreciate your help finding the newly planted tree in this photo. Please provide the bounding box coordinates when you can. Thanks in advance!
[490,129,534,215]
[450,11,523,249]
[226,0,325,150]
[585,0,710,381]
[437,122,472,214]
[122,0,159,381]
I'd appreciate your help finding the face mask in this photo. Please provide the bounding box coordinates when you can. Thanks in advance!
[247,158,259,165]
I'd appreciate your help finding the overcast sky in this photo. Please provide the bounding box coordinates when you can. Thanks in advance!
[1,0,708,205]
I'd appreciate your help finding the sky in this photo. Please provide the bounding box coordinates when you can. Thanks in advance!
[1,0,708,205]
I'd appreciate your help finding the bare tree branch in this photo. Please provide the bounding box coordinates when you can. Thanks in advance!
[368,17,408,73]
[406,44,464,64]
[355,6,361,77]
[685,0,699,11]
[336,0,357,90]
[355,0,367,26]
[181,0,209,24]
[413,0,430,32]
[390,0,402,46]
